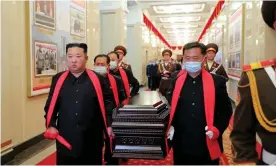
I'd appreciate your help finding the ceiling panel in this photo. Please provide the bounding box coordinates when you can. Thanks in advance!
[139,0,218,46]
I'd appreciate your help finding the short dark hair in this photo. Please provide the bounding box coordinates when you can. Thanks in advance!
[261,1,276,29]
[94,54,110,64]
[114,45,127,55]
[162,49,172,56]
[107,51,120,60]
[183,42,206,55]
[66,43,87,54]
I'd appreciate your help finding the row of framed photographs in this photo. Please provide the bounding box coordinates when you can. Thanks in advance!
[33,0,85,38]
[228,52,241,70]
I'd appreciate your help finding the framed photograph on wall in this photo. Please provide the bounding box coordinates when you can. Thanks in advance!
[34,41,57,77]
[227,4,245,78]
[26,1,87,97]
[70,7,85,38]
[34,0,56,30]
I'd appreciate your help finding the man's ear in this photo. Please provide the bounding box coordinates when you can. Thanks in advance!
[273,21,276,30]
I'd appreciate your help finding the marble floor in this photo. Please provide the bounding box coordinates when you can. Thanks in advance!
[6,140,55,165]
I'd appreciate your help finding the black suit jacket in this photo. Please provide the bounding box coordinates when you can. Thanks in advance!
[44,70,111,157]
[166,71,232,152]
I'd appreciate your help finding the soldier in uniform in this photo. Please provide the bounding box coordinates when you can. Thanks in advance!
[230,2,276,165]
[158,49,176,95]
[203,43,228,81]
[114,45,132,71]
[175,54,183,71]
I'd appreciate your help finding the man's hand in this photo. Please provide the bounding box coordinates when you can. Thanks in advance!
[107,127,115,138]
[167,126,174,140]
[205,126,220,140]
[44,127,58,140]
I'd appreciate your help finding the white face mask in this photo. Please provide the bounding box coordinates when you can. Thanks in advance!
[94,66,107,75]
[184,62,202,73]
[110,61,118,70]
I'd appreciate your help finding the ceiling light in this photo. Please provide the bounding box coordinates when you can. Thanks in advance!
[153,4,205,14]
[167,29,196,33]
[160,16,201,23]
[164,24,199,29]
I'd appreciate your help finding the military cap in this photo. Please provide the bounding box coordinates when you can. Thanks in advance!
[206,43,218,53]
[114,45,127,56]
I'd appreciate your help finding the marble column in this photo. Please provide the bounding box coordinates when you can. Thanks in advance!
[125,4,144,84]
[99,0,127,54]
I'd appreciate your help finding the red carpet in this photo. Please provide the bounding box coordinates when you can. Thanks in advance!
[36,152,56,165]
[36,150,174,165]
[35,149,232,165]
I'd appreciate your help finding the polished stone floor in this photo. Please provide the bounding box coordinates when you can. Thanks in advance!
[6,140,55,165]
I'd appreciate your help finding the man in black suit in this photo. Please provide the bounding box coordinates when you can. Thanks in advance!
[93,54,127,165]
[166,42,232,165]
[44,43,113,165]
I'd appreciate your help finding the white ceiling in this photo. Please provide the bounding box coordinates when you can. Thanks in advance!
[136,0,218,46]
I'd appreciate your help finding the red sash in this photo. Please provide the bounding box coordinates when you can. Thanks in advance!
[107,73,119,107]
[45,69,112,152]
[118,68,130,105]
[165,69,221,160]
[177,69,185,77]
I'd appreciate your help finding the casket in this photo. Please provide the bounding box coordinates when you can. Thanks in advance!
[111,91,170,159]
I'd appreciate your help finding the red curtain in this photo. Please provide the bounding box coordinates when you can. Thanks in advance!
[143,13,171,48]
[197,0,225,42]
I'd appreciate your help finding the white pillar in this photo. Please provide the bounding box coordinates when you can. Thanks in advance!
[99,0,128,54]
[126,4,144,84]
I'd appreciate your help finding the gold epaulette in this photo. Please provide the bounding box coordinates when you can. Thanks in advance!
[242,59,275,72]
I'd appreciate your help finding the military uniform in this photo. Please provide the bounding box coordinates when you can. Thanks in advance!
[203,60,229,81]
[119,61,132,71]
[158,60,176,95]
[230,59,276,165]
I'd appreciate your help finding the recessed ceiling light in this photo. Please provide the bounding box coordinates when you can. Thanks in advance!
[160,16,201,23]
[164,24,199,29]
[153,4,205,14]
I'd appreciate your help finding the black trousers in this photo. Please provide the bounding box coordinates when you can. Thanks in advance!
[151,76,158,90]
[56,148,102,165]
[147,77,152,89]
[104,138,119,165]
[173,150,219,165]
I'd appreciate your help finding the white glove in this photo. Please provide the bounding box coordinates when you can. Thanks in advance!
[167,126,174,140]
[205,126,214,139]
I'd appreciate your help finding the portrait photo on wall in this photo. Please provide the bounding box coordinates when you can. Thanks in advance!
[70,7,85,38]
[231,53,236,69]
[228,54,232,69]
[34,41,57,77]
[34,0,56,30]
[235,52,241,69]
[235,21,241,46]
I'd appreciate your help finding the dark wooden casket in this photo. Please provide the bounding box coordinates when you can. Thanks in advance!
[111,91,170,159]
